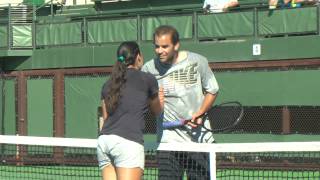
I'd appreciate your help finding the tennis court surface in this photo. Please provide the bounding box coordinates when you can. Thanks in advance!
[1,135,319,179]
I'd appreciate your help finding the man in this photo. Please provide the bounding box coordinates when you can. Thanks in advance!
[142,25,219,180]
[203,0,239,13]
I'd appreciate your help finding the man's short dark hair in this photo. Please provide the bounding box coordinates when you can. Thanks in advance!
[153,25,180,45]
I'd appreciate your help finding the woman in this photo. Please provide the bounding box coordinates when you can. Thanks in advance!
[97,41,163,180]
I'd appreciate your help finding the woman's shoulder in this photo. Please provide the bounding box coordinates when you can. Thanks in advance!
[135,70,156,86]
[127,68,155,82]
[139,70,156,80]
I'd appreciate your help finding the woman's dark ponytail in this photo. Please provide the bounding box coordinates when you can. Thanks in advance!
[105,41,140,113]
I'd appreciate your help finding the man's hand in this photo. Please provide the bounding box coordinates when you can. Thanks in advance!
[187,112,204,128]
[187,92,217,128]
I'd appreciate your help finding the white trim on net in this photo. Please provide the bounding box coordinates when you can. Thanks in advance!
[2,135,319,152]
[157,141,320,153]
[0,135,97,148]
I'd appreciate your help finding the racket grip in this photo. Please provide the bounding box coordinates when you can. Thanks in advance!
[162,120,188,128]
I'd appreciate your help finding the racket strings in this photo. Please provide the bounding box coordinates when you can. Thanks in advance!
[206,103,243,132]
[162,102,244,133]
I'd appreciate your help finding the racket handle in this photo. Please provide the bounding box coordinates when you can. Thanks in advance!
[162,120,188,128]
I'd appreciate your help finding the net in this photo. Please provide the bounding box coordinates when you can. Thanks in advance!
[0,135,99,180]
[1,135,320,180]
[157,142,320,180]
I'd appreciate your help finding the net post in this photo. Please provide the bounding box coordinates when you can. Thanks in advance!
[15,134,24,166]
[53,146,64,164]
[209,151,216,180]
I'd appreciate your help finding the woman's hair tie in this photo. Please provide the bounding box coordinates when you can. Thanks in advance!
[117,56,125,62]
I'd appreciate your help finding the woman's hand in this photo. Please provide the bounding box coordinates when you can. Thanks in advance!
[159,87,164,110]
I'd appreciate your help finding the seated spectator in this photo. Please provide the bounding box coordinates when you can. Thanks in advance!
[290,0,318,7]
[203,0,239,13]
[268,0,279,9]
[269,0,317,9]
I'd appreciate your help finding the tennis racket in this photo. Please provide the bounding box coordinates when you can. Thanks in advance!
[162,101,244,133]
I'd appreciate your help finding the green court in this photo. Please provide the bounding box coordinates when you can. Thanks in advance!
[1,165,319,180]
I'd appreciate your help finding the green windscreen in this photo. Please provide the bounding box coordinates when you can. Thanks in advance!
[215,69,320,106]
[2,80,16,135]
[141,15,193,40]
[23,0,44,6]
[88,18,138,43]
[36,22,82,46]
[0,25,7,48]
[258,7,317,35]
[64,76,107,138]
[12,25,32,47]
[27,78,53,136]
[198,11,254,38]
